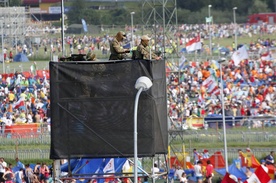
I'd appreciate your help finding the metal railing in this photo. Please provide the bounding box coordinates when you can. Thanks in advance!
[0,132,50,145]
[0,149,49,159]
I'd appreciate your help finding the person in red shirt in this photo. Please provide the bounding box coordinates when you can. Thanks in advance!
[240,106,246,116]
[205,160,214,183]
[9,51,13,62]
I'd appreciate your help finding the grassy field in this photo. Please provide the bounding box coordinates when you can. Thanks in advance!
[0,32,272,74]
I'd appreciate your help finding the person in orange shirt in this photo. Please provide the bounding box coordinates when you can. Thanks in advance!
[7,103,13,113]
[251,69,258,78]
[201,69,207,80]
[203,69,210,79]
[216,69,220,78]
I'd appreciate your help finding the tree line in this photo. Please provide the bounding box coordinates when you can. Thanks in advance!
[8,0,275,25]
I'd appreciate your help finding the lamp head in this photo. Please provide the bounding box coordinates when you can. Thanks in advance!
[218,57,226,63]
[135,76,153,91]
[131,12,135,15]
[208,5,212,8]
[233,7,237,10]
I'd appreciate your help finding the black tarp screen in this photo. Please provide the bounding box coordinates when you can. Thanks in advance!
[50,60,168,159]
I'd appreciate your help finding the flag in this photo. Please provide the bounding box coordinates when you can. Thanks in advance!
[13,98,25,109]
[103,158,115,174]
[198,94,204,105]
[186,33,201,52]
[231,45,249,66]
[261,52,272,61]
[179,55,187,71]
[207,82,218,93]
[205,16,213,23]
[202,75,220,96]
[202,74,217,88]
[221,172,237,183]
[123,43,131,49]
[81,19,88,33]
[244,165,272,183]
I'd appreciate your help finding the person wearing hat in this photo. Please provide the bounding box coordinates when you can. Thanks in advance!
[133,35,161,60]
[202,149,209,159]
[109,31,130,60]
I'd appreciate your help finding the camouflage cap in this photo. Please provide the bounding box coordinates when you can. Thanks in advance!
[141,35,151,41]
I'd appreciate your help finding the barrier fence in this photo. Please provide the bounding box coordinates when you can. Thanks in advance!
[0,149,50,159]
[2,129,276,146]
[0,148,273,167]
[170,115,276,131]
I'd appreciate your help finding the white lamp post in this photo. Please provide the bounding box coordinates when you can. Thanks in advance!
[1,19,4,73]
[233,7,238,50]
[130,12,135,49]
[134,76,153,183]
[208,4,212,55]
[61,0,65,56]
[218,58,228,172]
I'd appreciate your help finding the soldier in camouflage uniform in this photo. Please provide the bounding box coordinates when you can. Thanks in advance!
[134,35,161,60]
[109,31,130,60]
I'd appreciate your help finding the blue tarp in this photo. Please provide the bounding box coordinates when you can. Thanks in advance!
[60,159,81,172]
[215,163,247,182]
[61,158,127,183]
[13,53,29,62]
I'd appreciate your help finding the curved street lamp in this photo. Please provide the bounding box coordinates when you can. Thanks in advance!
[134,76,153,183]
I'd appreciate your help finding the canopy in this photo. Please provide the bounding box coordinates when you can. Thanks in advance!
[13,53,29,62]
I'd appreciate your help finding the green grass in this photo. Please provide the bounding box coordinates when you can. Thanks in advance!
[1,32,271,74]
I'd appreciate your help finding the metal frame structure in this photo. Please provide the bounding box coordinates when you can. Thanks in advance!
[0,7,26,48]
[142,0,185,171]
[0,0,8,7]
[142,0,178,58]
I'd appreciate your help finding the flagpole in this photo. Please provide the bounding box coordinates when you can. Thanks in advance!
[218,58,228,172]
[208,5,212,56]
[233,7,238,50]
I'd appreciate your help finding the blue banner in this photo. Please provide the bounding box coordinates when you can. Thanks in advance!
[81,19,88,33]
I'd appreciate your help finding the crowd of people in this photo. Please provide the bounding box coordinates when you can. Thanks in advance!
[0,157,52,183]
[0,22,275,183]
[0,63,50,135]
[167,41,276,129]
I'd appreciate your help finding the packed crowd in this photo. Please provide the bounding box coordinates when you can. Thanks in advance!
[0,23,276,133]
[0,64,50,135]
[167,41,276,128]
[0,157,52,183]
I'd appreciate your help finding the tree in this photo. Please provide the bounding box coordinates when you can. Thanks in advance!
[9,0,21,6]
[248,0,270,14]
[67,0,86,24]
[177,0,211,12]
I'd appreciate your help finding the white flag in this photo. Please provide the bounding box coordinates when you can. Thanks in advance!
[231,45,249,66]
[103,158,115,175]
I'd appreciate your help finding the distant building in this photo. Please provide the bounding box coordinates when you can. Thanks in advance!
[247,13,276,24]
